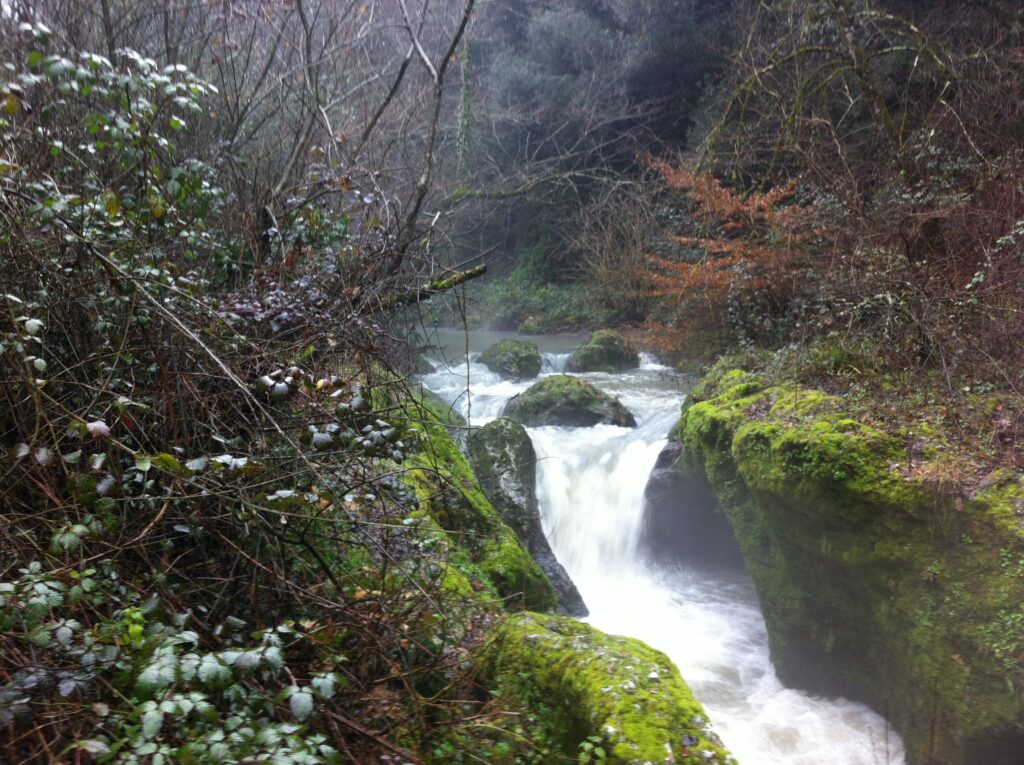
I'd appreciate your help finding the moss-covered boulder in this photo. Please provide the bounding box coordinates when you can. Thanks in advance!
[482,612,731,765]
[468,418,588,616]
[478,339,542,380]
[503,374,636,428]
[402,390,558,613]
[677,370,1024,765]
[567,330,640,373]
[518,315,542,335]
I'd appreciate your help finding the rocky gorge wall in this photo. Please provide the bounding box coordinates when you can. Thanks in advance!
[659,369,1024,765]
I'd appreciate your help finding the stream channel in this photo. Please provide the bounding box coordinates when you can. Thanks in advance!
[421,329,905,765]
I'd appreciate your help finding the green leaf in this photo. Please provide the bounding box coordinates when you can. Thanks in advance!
[74,740,110,756]
[289,690,314,721]
[141,709,164,739]
[310,673,336,700]
[137,660,176,693]
[28,50,42,68]
[135,455,152,472]
[152,453,185,476]
[198,654,231,686]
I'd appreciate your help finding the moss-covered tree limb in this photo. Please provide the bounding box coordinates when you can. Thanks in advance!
[390,264,487,307]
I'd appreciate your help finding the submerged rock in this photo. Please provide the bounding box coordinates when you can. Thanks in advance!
[482,612,732,765]
[567,330,640,373]
[640,440,745,570]
[679,368,1024,765]
[503,374,636,428]
[478,339,542,380]
[468,418,587,616]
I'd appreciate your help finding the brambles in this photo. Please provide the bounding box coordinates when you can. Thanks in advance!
[0,13,556,763]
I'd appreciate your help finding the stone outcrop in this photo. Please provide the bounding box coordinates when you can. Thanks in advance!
[676,368,1024,765]
[478,339,542,380]
[483,612,732,765]
[567,330,640,373]
[503,374,637,428]
[640,441,744,571]
[468,418,587,616]
[404,391,557,612]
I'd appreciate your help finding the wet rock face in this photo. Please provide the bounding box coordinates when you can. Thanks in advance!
[567,330,640,373]
[478,339,542,381]
[679,368,1024,765]
[468,418,588,617]
[502,374,637,428]
[640,441,745,571]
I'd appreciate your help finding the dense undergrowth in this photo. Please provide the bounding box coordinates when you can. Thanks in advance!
[0,28,567,765]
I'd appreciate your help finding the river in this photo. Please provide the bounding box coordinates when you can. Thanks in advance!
[421,328,905,765]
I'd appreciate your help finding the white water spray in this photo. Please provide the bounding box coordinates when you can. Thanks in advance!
[422,332,905,765]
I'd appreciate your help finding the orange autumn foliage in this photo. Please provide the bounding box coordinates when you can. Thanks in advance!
[636,156,820,357]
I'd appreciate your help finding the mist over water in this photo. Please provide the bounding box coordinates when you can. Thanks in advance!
[422,331,905,765]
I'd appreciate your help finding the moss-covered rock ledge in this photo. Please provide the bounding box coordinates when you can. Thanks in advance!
[402,389,557,612]
[483,612,733,765]
[677,368,1024,765]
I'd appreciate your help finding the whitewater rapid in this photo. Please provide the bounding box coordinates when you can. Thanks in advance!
[421,331,905,765]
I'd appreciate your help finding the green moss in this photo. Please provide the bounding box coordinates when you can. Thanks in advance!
[687,368,763,404]
[479,339,543,380]
[467,417,537,535]
[418,386,467,429]
[401,391,557,613]
[482,613,733,765]
[567,330,640,373]
[679,370,1024,765]
[518,315,542,334]
[504,374,636,428]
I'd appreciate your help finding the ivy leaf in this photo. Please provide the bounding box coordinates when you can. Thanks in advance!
[310,673,336,700]
[197,654,231,686]
[135,455,152,473]
[141,708,164,739]
[289,690,314,721]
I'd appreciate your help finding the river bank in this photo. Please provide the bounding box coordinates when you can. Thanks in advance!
[670,359,1024,764]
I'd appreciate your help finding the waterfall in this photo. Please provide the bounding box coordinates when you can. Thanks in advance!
[422,333,905,765]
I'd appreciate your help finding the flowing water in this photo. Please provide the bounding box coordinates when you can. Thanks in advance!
[421,329,905,765]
